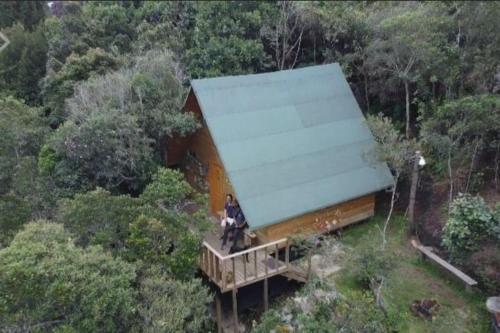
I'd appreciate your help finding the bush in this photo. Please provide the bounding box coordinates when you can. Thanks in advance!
[0,221,138,332]
[349,238,395,287]
[252,278,390,333]
[138,268,212,333]
[442,194,498,260]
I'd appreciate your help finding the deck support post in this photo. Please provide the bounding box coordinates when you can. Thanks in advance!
[232,288,238,332]
[263,278,269,311]
[215,292,222,333]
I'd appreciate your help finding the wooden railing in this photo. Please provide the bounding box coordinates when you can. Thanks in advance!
[200,238,290,291]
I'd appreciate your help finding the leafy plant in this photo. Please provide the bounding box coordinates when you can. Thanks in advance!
[442,193,498,260]
[348,237,395,287]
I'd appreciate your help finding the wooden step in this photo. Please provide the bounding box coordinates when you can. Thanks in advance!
[282,265,308,283]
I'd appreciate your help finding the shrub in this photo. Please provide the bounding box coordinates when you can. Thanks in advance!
[138,268,212,333]
[442,194,497,260]
[348,238,395,287]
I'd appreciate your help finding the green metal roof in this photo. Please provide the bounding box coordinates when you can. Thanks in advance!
[191,63,394,230]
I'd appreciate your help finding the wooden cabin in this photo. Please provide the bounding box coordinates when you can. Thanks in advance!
[168,64,394,330]
[168,63,393,243]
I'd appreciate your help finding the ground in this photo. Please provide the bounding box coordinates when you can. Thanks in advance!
[314,215,490,333]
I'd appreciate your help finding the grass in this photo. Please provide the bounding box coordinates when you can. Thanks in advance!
[331,215,490,333]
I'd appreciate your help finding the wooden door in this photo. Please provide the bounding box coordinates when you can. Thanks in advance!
[208,162,224,214]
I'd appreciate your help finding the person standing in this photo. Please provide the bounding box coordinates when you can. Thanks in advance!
[232,200,247,246]
[220,194,236,250]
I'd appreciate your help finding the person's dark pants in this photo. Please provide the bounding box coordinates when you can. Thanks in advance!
[232,227,244,245]
[221,223,235,247]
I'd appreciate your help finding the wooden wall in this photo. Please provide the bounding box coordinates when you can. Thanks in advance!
[180,91,235,215]
[258,194,375,242]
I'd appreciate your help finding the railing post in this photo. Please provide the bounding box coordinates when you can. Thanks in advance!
[264,246,268,276]
[221,258,226,290]
[208,251,212,278]
[275,243,279,272]
[263,278,268,311]
[232,257,236,288]
[285,239,290,269]
[254,249,258,278]
[242,254,247,281]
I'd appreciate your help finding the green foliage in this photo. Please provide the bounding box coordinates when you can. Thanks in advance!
[37,144,56,175]
[0,194,30,248]
[0,23,48,103]
[47,109,155,193]
[421,95,500,180]
[141,168,193,209]
[348,237,395,287]
[366,113,415,177]
[0,221,138,332]
[132,1,195,55]
[0,97,48,194]
[0,1,46,31]
[56,168,208,279]
[62,50,198,169]
[138,268,212,332]
[41,47,120,125]
[252,278,391,333]
[0,97,49,238]
[56,187,142,250]
[186,1,272,78]
[442,193,499,260]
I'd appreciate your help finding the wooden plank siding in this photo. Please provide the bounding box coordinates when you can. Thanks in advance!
[259,194,375,242]
[177,90,235,215]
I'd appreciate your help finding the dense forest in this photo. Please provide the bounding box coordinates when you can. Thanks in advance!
[0,1,499,332]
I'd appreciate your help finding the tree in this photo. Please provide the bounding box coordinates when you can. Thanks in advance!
[421,95,500,206]
[55,168,209,279]
[65,50,198,165]
[56,188,143,250]
[0,1,46,31]
[186,1,272,78]
[0,97,48,243]
[261,1,306,70]
[0,221,138,332]
[0,24,48,104]
[47,109,154,192]
[132,1,195,56]
[366,114,415,247]
[41,47,120,126]
[0,97,48,195]
[367,4,449,138]
[308,2,373,109]
[450,2,500,95]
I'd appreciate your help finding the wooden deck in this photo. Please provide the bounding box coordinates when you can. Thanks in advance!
[200,238,291,293]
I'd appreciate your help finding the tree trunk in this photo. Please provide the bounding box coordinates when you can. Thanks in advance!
[381,174,398,250]
[404,80,411,139]
[447,148,454,211]
[408,152,420,236]
[364,72,370,113]
[465,138,481,193]
[495,142,500,191]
